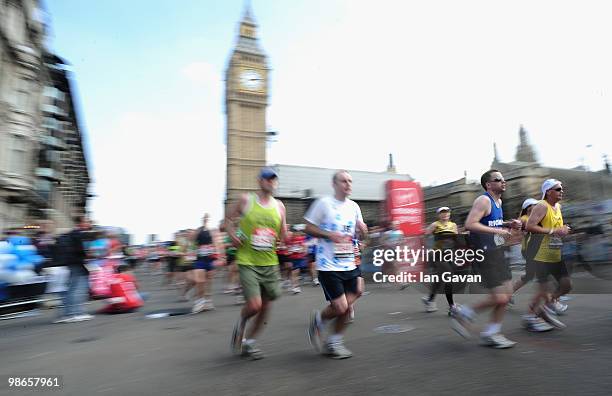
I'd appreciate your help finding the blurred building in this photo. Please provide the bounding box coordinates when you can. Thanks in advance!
[224,3,269,215]
[271,164,412,226]
[423,126,612,227]
[0,0,90,231]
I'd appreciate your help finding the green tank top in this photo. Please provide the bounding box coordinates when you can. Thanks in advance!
[236,193,282,266]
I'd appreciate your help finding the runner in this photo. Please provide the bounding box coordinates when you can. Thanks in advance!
[276,228,292,291]
[179,230,197,301]
[306,170,368,359]
[512,198,554,332]
[191,214,218,313]
[450,169,521,348]
[305,234,320,286]
[525,179,572,329]
[422,206,458,314]
[226,167,288,360]
[287,227,308,294]
[165,235,182,287]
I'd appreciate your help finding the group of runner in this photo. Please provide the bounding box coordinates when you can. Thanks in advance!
[149,166,574,357]
[448,170,572,348]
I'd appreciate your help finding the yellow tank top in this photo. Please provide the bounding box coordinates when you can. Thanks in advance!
[432,221,457,235]
[432,221,457,250]
[236,193,282,266]
[534,201,564,263]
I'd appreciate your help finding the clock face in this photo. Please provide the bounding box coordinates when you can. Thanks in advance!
[240,69,263,90]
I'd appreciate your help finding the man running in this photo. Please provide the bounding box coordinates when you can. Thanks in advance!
[525,179,572,329]
[226,167,288,360]
[192,214,217,313]
[450,169,521,348]
[306,170,368,359]
[512,198,554,332]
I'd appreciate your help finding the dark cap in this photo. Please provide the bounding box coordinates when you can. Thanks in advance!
[259,167,278,180]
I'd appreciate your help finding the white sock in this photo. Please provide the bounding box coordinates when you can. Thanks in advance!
[244,338,256,346]
[481,323,501,337]
[327,334,343,345]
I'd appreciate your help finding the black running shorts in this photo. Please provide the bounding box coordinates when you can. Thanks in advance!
[318,268,361,301]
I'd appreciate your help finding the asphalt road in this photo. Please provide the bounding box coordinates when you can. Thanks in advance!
[1,268,612,396]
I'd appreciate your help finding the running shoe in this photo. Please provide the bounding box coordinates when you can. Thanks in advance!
[449,305,474,339]
[203,300,215,311]
[479,333,517,349]
[312,278,320,286]
[550,301,568,315]
[539,305,566,329]
[192,299,206,314]
[291,287,302,294]
[421,296,438,313]
[231,317,246,355]
[241,341,265,360]
[307,310,324,353]
[522,314,554,332]
[325,341,353,359]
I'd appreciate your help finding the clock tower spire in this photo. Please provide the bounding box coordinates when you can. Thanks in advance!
[225,1,270,215]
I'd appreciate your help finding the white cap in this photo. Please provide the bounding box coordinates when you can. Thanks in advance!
[436,206,451,213]
[521,198,539,210]
[541,179,561,199]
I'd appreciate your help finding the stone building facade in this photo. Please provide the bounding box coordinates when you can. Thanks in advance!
[0,0,90,231]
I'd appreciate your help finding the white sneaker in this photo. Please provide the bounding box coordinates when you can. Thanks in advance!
[72,314,94,322]
[522,314,554,332]
[312,278,320,286]
[291,287,302,294]
[421,296,438,313]
[540,305,566,329]
[480,333,517,349]
[325,341,353,359]
[203,301,215,311]
[192,299,206,314]
[551,301,568,315]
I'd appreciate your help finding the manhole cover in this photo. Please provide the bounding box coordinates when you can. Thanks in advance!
[373,325,415,334]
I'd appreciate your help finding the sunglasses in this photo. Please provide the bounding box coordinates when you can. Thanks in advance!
[551,187,563,192]
[490,178,505,183]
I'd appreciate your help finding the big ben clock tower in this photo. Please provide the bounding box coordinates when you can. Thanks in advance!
[225,2,269,215]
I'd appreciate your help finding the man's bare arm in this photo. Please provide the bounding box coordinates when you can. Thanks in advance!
[465,195,507,235]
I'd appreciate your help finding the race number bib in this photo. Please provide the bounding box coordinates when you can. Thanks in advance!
[198,245,215,257]
[548,236,563,249]
[493,234,505,247]
[333,236,355,259]
[251,228,276,251]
